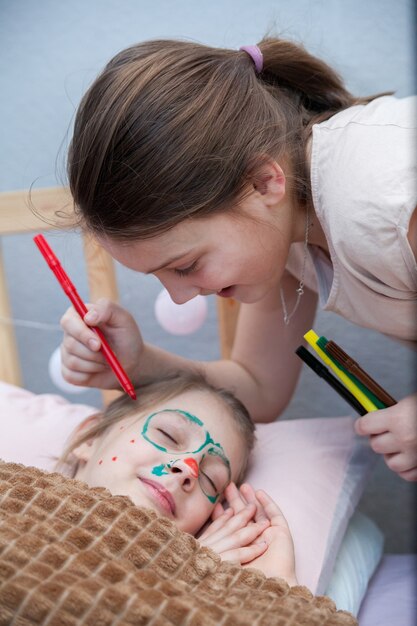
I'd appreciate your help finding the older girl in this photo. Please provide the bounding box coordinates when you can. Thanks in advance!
[60,37,417,480]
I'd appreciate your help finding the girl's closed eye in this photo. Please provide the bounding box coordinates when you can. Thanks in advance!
[174,261,199,277]
[157,428,179,445]
[200,470,218,493]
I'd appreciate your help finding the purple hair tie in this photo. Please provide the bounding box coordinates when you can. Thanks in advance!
[239,45,263,74]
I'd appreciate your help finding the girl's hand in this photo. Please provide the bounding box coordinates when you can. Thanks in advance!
[238,484,297,585]
[215,483,297,585]
[197,486,270,565]
[60,298,143,389]
[354,393,417,481]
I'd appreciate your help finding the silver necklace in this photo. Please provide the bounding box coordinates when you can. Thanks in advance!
[280,207,310,325]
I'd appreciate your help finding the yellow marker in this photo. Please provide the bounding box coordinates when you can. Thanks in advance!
[304,330,378,413]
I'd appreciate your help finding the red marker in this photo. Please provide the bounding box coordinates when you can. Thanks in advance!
[34,234,136,400]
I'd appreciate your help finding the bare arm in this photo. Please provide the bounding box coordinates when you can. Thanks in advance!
[61,272,316,422]
[138,271,317,422]
[211,272,317,421]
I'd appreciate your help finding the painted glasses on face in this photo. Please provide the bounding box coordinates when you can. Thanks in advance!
[142,409,231,503]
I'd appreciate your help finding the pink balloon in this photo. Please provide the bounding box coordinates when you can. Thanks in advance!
[48,346,88,394]
[154,288,208,335]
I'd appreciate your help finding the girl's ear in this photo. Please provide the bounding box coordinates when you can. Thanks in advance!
[72,439,96,462]
[252,159,286,206]
[71,414,102,462]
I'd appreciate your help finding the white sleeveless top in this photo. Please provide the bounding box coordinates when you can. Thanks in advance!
[286,95,417,341]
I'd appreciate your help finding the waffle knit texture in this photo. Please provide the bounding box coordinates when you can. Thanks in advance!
[0,461,357,625]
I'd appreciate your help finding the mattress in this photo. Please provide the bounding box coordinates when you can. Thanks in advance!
[357,554,416,625]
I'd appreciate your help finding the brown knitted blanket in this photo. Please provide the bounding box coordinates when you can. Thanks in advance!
[0,461,356,625]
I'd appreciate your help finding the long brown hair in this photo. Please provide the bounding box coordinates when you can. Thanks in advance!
[57,371,255,484]
[68,37,375,240]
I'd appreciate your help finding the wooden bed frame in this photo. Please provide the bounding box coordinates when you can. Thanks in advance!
[0,187,240,404]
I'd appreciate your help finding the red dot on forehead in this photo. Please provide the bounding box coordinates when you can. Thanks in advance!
[112,456,117,462]
[98,460,103,465]
[130,439,135,443]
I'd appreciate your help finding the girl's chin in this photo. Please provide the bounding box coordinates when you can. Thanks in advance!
[217,286,236,298]
[229,287,270,304]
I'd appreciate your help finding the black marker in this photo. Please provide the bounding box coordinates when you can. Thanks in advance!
[295,346,367,416]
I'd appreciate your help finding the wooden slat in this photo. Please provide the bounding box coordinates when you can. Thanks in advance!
[0,187,121,405]
[216,297,240,359]
[82,233,122,405]
[0,240,22,385]
[82,234,119,303]
[0,187,74,235]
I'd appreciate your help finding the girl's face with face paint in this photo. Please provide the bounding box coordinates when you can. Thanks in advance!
[73,389,246,535]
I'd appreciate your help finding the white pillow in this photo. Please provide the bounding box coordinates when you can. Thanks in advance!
[324,510,384,615]
[0,382,377,595]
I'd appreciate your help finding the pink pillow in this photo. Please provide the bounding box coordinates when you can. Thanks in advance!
[247,418,376,593]
[0,382,92,471]
[0,382,376,594]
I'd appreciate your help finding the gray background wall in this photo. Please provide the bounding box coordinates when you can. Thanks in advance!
[0,0,415,551]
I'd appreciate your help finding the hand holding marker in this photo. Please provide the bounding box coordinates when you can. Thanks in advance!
[34,234,136,400]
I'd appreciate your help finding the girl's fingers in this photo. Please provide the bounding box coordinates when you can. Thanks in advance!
[398,466,417,482]
[199,503,262,547]
[61,364,104,386]
[255,490,290,530]
[219,541,268,565]
[62,348,107,372]
[211,503,257,538]
[240,483,268,523]
[384,450,417,475]
[65,343,105,365]
[211,501,226,521]
[369,432,400,455]
[224,482,248,514]
[354,411,390,436]
[202,518,269,552]
[61,308,102,352]
[197,508,233,541]
[85,298,137,333]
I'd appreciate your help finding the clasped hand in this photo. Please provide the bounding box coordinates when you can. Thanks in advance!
[197,482,297,586]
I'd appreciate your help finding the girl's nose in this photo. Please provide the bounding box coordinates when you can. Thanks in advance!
[160,278,199,305]
[183,457,199,478]
[168,457,200,487]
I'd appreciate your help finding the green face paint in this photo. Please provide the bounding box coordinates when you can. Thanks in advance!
[142,409,226,455]
[141,409,231,503]
[207,446,231,470]
[151,463,169,476]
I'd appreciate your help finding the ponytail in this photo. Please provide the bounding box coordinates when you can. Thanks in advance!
[258,37,354,115]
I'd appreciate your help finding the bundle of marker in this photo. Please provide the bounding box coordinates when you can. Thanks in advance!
[296,330,396,415]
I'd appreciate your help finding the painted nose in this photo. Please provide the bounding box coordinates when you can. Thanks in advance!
[183,457,199,478]
[168,458,199,485]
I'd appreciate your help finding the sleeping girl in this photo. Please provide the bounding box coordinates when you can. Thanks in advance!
[57,371,297,586]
